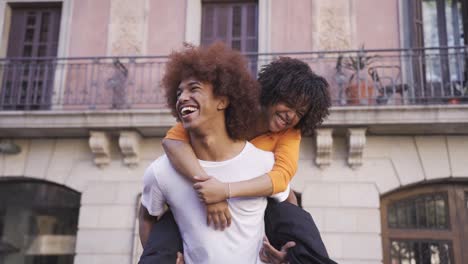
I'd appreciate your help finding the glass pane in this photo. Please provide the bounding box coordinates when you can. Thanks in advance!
[416,197,427,227]
[27,15,36,26]
[23,45,33,57]
[246,39,257,53]
[231,39,241,51]
[435,196,446,228]
[0,209,4,238]
[40,12,50,42]
[202,6,214,38]
[391,240,453,264]
[439,242,452,263]
[445,0,463,46]
[422,0,442,83]
[429,243,439,264]
[408,202,417,228]
[38,45,47,57]
[422,0,439,47]
[246,5,257,37]
[399,241,411,263]
[25,28,35,42]
[426,197,436,227]
[446,0,465,83]
[391,241,400,257]
[215,6,228,40]
[397,203,408,228]
[388,205,397,227]
[465,192,468,208]
[232,6,241,37]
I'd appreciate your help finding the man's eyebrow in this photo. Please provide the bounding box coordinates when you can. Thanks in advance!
[188,81,201,86]
[178,81,201,90]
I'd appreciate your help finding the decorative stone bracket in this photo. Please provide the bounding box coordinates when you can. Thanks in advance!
[118,131,142,167]
[315,128,333,169]
[347,128,367,169]
[89,131,111,168]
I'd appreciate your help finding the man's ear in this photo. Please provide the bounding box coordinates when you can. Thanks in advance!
[217,96,229,110]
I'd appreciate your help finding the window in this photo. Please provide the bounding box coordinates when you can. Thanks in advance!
[387,192,449,229]
[381,183,468,264]
[201,0,258,74]
[0,179,80,264]
[0,3,62,110]
[405,0,467,102]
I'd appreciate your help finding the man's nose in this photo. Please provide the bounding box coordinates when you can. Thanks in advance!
[178,90,190,102]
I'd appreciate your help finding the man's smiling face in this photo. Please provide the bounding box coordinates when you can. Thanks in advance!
[176,77,227,132]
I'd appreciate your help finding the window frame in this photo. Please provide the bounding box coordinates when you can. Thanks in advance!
[381,183,467,264]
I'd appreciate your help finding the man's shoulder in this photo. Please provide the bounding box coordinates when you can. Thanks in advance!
[241,142,274,170]
[245,142,274,160]
[147,155,174,177]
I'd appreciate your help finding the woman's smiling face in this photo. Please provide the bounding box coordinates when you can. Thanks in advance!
[265,102,309,133]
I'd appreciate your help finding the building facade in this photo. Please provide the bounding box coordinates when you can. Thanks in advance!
[0,0,467,264]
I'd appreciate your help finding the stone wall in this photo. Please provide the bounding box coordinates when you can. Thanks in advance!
[1,135,467,263]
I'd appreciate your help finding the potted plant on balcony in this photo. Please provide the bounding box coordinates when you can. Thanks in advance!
[337,46,377,105]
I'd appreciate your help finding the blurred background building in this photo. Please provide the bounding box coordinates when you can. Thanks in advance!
[0,0,467,263]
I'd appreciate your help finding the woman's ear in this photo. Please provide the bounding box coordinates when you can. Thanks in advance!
[217,96,230,110]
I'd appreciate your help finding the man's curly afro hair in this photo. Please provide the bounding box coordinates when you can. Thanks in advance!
[258,57,331,136]
[162,42,259,140]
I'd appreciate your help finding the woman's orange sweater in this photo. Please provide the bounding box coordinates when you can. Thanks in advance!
[165,123,301,194]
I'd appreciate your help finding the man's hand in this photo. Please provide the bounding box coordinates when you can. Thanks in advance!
[176,252,184,264]
[259,236,296,264]
[206,200,232,230]
[193,176,228,204]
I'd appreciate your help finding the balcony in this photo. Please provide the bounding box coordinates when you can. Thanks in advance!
[0,47,467,137]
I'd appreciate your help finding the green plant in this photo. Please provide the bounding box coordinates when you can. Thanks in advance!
[339,45,378,83]
[336,45,379,105]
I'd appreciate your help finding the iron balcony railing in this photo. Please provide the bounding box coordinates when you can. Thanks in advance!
[0,46,467,110]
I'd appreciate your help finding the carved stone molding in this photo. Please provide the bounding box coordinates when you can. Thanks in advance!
[118,131,142,167]
[89,131,111,167]
[315,128,333,169]
[108,0,147,56]
[347,128,367,169]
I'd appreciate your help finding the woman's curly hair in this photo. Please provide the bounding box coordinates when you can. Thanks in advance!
[162,42,259,140]
[258,57,331,136]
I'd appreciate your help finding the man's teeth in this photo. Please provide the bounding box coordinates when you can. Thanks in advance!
[181,106,197,115]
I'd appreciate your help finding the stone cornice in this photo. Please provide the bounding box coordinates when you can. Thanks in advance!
[326,105,468,125]
[0,105,467,138]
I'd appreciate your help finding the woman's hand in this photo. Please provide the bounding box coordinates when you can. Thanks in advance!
[206,200,232,230]
[193,176,229,204]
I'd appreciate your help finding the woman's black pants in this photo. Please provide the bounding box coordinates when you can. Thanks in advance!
[139,200,336,264]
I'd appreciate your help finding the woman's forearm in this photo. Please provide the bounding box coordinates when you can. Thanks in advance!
[162,138,209,181]
[229,174,273,198]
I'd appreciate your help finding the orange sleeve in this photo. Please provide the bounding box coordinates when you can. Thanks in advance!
[268,129,301,194]
[164,123,189,142]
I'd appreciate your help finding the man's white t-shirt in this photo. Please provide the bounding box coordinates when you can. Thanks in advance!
[141,142,290,264]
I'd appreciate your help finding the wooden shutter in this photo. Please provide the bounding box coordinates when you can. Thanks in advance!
[1,4,61,110]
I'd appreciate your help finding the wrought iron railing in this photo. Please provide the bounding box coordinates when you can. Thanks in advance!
[0,46,467,110]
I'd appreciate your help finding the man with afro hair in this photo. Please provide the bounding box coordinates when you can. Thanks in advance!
[139,42,292,264]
